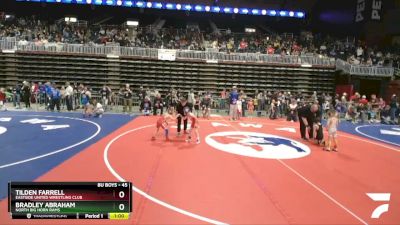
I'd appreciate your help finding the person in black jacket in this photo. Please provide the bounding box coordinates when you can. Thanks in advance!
[22,81,31,109]
[389,94,398,122]
[298,103,319,140]
[176,97,193,135]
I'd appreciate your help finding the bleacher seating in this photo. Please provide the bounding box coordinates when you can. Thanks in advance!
[0,51,335,97]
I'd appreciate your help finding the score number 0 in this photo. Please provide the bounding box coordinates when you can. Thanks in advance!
[118,191,126,211]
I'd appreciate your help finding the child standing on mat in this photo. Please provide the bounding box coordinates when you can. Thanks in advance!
[324,110,339,152]
[247,97,254,117]
[312,114,324,145]
[183,108,200,144]
[152,108,176,141]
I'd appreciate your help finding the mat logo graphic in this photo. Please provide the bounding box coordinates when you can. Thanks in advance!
[206,131,310,159]
[380,127,400,136]
[0,126,7,135]
[367,193,391,219]
[0,117,70,137]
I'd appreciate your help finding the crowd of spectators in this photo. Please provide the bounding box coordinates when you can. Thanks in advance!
[1,80,398,125]
[1,15,399,68]
[218,88,399,125]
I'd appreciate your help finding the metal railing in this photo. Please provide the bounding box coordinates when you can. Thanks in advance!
[395,68,400,76]
[0,39,395,76]
[336,59,394,77]
[120,47,158,58]
[0,39,335,66]
[0,38,17,50]
[336,59,351,73]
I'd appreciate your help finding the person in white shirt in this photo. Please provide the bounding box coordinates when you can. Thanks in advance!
[287,99,298,122]
[65,82,74,111]
[187,89,195,105]
[356,46,363,57]
[93,99,104,118]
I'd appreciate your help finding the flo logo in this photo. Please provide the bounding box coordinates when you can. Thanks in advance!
[205,131,311,159]
[367,193,391,219]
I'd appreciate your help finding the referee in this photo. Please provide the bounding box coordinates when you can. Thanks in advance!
[176,97,193,135]
[298,103,319,140]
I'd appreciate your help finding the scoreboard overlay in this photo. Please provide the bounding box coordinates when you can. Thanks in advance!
[8,182,132,220]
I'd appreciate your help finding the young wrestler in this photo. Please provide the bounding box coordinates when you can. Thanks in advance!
[93,99,104,118]
[83,100,94,118]
[183,108,200,144]
[324,110,339,151]
[247,97,254,116]
[151,108,176,141]
[312,111,324,145]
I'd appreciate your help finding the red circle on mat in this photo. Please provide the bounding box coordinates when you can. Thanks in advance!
[107,118,400,225]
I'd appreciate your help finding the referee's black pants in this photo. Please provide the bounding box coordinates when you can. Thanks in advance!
[299,118,313,139]
[177,116,187,133]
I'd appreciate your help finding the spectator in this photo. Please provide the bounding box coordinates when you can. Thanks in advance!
[389,94,398,123]
[60,86,66,110]
[137,86,145,102]
[381,105,393,124]
[49,85,61,112]
[220,88,226,110]
[65,82,74,111]
[287,98,298,122]
[0,88,7,111]
[269,99,277,120]
[22,81,31,109]
[194,95,201,118]
[140,96,152,116]
[241,91,247,117]
[358,95,368,122]
[100,84,111,111]
[38,82,46,105]
[121,84,133,113]
[257,91,265,111]
[229,86,239,121]
[12,83,21,109]
[153,93,164,115]
[236,95,243,120]
[187,89,195,107]
[201,92,212,119]
[80,87,90,108]
[45,82,52,110]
